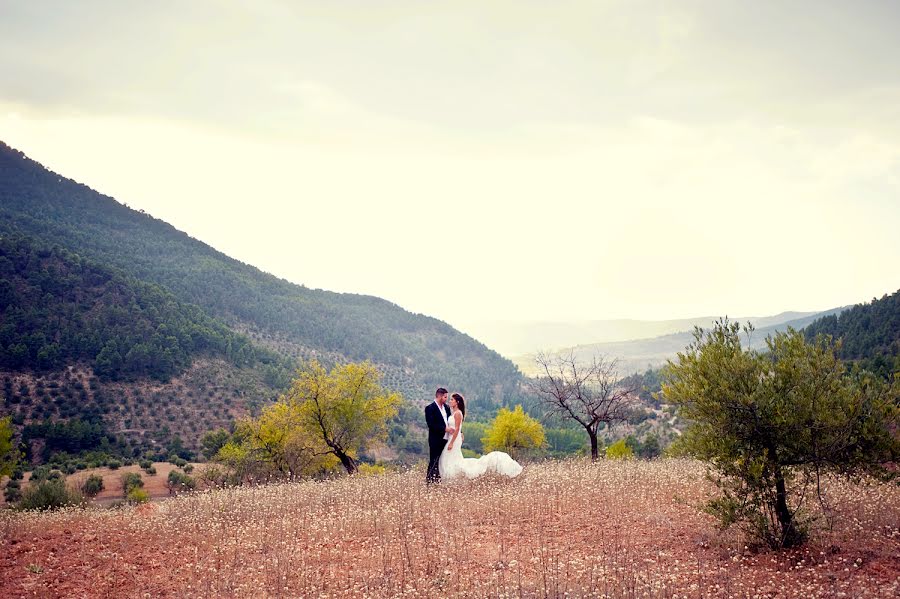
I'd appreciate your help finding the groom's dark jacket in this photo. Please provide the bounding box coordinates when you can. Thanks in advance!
[425,401,452,445]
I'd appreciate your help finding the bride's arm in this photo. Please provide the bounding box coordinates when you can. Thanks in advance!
[447,412,462,449]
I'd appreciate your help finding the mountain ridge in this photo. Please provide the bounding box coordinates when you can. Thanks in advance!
[513,307,850,376]
[463,310,821,356]
[0,141,523,406]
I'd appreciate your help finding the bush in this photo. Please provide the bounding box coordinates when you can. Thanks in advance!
[4,480,22,503]
[17,480,85,510]
[166,470,196,495]
[121,472,143,494]
[126,488,149,504]
[30,465,51,483]
[482,405,546,459]
[182,463,194,473]
[81,474,104,497]
[107,459,122,470]
[144,466,157,476]
[199,465,227,489]
[605,439,634,460]
[356,463,386,476]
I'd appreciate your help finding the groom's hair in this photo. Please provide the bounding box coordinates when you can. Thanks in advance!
[435,387,448,398]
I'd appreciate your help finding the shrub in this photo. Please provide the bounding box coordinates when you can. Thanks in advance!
[4,480,22,503]
[30,465,51,483]
[482,405,546,459]
[182,463,194,473]
[17,480,85,510]
[356,463,386,476]
[126,488,149,504]
[144,466,157,476]
[199,465,227,489]
[81,474,104,497]
[121,472,143,494]
[605,439,634,460]
[166,470,196,495]
[107,459,122,470]
[138,459,152,469]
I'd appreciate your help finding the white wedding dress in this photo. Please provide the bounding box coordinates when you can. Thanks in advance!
[438,414,523,480]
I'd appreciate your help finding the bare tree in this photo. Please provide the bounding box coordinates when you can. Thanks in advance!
[532,352,636,461]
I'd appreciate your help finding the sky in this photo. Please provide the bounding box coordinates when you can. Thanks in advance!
[1,0,898,334]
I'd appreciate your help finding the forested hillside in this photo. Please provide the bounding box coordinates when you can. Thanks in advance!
[804,289,900,377]
[0,141,529,463]
[0,142,523,405]
[0,235,287,382]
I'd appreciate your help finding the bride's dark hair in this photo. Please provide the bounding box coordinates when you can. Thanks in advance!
[451,393,466,419]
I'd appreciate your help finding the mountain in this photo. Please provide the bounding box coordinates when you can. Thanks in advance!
[0,141,526,460]
[463,312,819,357]
[804,290,900,378]
[514,308,849,376]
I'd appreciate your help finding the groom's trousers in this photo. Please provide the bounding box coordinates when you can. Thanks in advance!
[426,438,447,483]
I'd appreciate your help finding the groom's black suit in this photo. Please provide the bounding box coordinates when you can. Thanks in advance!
[425,400,452,483]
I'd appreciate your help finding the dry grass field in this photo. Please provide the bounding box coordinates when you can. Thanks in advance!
[1,459,897,598]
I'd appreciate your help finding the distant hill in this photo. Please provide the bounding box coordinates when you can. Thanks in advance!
[464,312,818,357]
[804,290,900,378]
[515,308,848,376]
[0,141,526,459]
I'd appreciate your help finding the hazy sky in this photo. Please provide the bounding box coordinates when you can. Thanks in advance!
[2,0,898,332]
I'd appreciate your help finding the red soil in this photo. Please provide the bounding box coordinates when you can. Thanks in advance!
[1,460,897,598]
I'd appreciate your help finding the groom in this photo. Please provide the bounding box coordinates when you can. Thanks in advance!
[425,387,454,484]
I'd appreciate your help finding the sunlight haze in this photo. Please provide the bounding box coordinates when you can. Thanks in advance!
[2,0,898,335]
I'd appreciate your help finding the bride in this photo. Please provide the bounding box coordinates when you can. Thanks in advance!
[439,393,523,480]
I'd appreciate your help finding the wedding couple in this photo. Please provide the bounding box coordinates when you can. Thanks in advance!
[425,387,523,483]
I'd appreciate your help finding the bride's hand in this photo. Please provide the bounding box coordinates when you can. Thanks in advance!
[447,444,453,450]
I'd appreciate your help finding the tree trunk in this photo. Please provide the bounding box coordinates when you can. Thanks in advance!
[772,461,801,547]
[587,429,600,461]
[334,450,358,474]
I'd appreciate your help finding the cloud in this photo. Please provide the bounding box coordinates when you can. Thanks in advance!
[1,0,898,323]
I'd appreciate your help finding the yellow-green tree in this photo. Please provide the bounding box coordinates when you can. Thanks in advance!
[605,439,634,459]
[482,405,545,458]
[218,400,338,481]
[289,361,401,474]
[0,416,19,478]
[219,361,401,477]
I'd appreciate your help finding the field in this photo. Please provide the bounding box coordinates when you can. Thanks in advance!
[1,459,898,598]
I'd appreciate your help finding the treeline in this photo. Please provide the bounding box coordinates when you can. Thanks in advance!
[804,289,900,378]
[0,235,292,383]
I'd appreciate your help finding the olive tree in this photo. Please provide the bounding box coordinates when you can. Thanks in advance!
[663,321,899,548]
